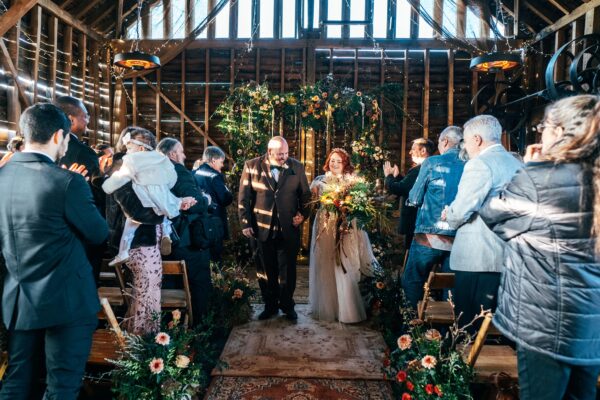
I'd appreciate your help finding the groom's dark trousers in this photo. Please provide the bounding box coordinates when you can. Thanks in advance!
[255,230,300,313]
[0,152,109,399]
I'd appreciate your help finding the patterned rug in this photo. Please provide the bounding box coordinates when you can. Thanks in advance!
[248,264,309,304]
[205,376,394,400]
[212,304,387,380]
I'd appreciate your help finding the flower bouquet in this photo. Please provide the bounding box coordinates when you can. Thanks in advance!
[110,310,219,400]
[209,263,255,329]
[384,313,475,400]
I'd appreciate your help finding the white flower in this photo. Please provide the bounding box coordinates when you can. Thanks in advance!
[175,355,190,368]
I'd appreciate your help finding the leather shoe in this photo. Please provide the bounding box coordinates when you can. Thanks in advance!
[258,309,278,320]
[284,309,298,321]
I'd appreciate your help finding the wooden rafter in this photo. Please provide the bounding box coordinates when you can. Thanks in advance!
[90,4,117,27]
[0,0,38,38]
[0,40,31,108]
[37,0,104,41]
[533,0,600,43]
[75,0,103,20]
[523,1,554,25]
[548,0,570,15]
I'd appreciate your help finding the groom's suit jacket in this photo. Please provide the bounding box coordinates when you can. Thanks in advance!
[0,152,108,330]
[238,155,311,242]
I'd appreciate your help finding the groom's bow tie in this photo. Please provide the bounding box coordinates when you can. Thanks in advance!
[270,165,283,171]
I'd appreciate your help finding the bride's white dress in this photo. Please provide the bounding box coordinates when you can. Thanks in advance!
[308,173,379,323]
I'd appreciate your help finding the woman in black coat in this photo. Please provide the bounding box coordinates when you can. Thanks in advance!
[480,95,600,400]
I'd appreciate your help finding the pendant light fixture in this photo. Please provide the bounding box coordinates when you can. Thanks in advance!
[113,0,161,71]
[470,52,522,73]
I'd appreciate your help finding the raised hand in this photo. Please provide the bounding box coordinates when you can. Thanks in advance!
[392,165,400,177]
[242,227,255,238]
[524,144,543,163]
[62,163,89,181]
[383,161,393,177]
[179,196,197,210]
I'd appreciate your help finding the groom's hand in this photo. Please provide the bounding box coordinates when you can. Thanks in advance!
[242,227,255,238]
[292,212,304,227]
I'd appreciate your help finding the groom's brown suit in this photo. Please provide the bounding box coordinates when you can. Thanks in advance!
[238,155,311,313]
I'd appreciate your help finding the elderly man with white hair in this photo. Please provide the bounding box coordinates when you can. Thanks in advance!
[442,115,522,329]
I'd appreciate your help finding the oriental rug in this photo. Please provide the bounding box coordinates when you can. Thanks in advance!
[212,304,387,380]
[205,376,394,400]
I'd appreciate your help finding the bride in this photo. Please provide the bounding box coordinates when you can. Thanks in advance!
[309,148,379,323]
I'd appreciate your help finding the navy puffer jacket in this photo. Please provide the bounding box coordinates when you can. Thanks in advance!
[480,161,600,366]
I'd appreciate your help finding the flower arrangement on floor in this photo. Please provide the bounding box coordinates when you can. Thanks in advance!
[110,310,220,400]
[383,307,476,400]
[367,272,405,347]
[209,263,256,329]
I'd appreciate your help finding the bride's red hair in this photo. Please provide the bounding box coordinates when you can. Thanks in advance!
[323,148,354,174]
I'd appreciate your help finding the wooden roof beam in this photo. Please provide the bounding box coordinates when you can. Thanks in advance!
[0,0,38,38]
[88,4,117,28]
[523,1,554,25]
[76,0,104,20]
[548,0,570,15]
[533,0,600,44]
[501,2,536,34]
[0,39,31,108]
[37,0,104,41]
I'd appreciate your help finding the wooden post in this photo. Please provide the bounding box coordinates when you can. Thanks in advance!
[447,49,454,126]
[156,70,162,140]
[554,30,566,83]
[116,0,124,38]
[255,48,261,82]
[80,34,87,101]
[142,2,151,38]
[132,77,138,126]
[49,16,58,101]
[471,70,478,115]
[229,0,238,39]
[6,23,22,127]
[280,48,286,92]
[401,50,409,173]
[164,0,172,38]
[387,0,396,39]
[329,48,333,74]
[229,49,235,89]
[181,51,186,146]
[433,0,443,38]
[31,6,42,103]
[341,0,350,39]
[410,0,420,39]
[423,49,430,138]
[106,48,114,144]
[513,0,520,37]
[353,49,359,89]
[0,0,38,38]
[456,0,466,38]
[204,51,210,148]
[92,41,101,144]
[208,0,216,39]
[186,0,194,37]
[64,26,73,95]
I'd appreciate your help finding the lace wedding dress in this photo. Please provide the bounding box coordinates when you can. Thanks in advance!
[308,173,380,323]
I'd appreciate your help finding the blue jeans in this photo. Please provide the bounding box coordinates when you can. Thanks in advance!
[517,346,600,400]
[401,241,450,308]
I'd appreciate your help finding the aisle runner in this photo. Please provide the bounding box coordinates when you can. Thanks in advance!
[205,305,393,399]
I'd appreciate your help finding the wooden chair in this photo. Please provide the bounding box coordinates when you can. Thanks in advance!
[466,312,518,382]
[88,298,126,366]
[161,260,194,327]
[417,271,455,324]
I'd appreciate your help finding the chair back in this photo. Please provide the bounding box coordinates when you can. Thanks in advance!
[162,260,193,327]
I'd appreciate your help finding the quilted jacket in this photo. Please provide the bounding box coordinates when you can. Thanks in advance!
[480,161,600,365]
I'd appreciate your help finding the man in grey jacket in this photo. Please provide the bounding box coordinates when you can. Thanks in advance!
[443,115,522,327]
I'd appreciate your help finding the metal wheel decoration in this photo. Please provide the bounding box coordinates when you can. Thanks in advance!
[545,34,600,100]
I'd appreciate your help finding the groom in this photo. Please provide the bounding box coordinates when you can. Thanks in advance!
[238,136,311,320]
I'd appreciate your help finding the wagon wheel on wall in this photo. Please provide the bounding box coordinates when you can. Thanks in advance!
[546,34,600,100]
[471,81,529,137]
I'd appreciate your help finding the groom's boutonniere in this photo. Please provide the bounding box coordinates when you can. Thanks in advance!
[282,163,295,175]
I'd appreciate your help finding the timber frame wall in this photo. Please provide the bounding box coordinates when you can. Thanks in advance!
[2,0,600,171]
[0,1,110,148]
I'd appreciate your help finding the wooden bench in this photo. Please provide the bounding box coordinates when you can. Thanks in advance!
[417,271,455,325]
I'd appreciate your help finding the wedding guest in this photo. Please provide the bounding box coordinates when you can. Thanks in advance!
[194,146,233,265]
[108,128,180,334]
[383,138,435,251]
[0,104,108,399]
[0,136,24,168]
[238,136,311,320]
[403,126,465,308]
[158,138,212,325]
[309,148,380,323]
[480,95,600,400]
[442,115,522,327]
[55,96,105,285]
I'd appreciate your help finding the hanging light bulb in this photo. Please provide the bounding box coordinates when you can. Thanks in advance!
[113,0,161,71]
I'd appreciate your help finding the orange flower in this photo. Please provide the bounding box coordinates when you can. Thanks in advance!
[171,309,181,321]
[376,281,385,290]
[421,355,437,369]
[425,384,434,395]
[155,332,170,346]
[175,355,190,368]
[434,385,443,396]
[406,381,414,391]
[232,288,244,299]
[397,334,412,350]
[149,357,164,374]
[425,329,442,341]
[402,394,412,400]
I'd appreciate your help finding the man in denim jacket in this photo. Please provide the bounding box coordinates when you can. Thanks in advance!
[403,126,465,307]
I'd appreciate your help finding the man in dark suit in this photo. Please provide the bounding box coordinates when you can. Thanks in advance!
[55,96,105,285]
[0,104,109,399]
[238,136,311,320]
[383,138,435,251]
[193,146,233,265]
[157,138,211,326]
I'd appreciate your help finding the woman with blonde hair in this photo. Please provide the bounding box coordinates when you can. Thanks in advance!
[480,94,600,400]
